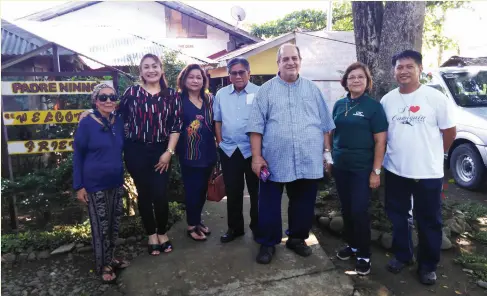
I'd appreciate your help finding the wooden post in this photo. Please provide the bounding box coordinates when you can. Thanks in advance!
[1,99,18,230]
[52,44,60,73]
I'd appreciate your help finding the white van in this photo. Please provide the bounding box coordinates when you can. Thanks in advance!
[423,66,487,190]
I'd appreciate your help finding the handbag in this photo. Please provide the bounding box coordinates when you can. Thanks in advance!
[207,160,226,202]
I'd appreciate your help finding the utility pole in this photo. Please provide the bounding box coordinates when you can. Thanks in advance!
[327,1,333,31]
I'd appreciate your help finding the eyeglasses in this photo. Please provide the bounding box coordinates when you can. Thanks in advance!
[229,70,247,77]
[347,76,366,81]
[97,94,119,102]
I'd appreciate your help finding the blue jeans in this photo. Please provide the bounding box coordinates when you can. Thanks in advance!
[256,179,318,246]
[333,167,371,258]
[385,170,443,272]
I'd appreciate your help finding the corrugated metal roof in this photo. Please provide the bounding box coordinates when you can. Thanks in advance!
[10,21,213,69]
[1,19,74,57]
[1,19,47,55]
[19,1,101,22]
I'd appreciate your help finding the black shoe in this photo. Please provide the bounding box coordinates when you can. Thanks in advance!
[256,245,275,264]
[285,239,312,257]
[418,269,437,285]
[355,259,371,276]
[220,229,245,243]
[336,246,356,261]
[387,258,415,274]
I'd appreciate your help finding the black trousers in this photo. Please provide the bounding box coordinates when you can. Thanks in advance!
[385,170,443,272]
[333,167,371,258]
[219,148,259,233]
[124,140,170,235]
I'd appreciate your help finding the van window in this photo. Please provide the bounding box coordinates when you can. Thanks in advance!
[442,70,487,107]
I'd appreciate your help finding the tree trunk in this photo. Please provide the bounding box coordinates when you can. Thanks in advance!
[352,1,426,100]
[437,45,444,67]
[352,2,384,76]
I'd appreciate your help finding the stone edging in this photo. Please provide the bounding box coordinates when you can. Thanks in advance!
[316,214,462,251]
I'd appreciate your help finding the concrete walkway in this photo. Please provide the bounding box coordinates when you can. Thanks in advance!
[118,195,354,296]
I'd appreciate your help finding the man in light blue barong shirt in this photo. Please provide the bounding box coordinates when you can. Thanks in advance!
[246,43,336,264]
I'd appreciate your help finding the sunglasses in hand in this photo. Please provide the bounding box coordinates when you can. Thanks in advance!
[97,94,119,102]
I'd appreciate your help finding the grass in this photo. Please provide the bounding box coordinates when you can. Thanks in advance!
[452,201,487,221]
[470,231,487,244]
[369,197,393,232]
[455,252,487,282]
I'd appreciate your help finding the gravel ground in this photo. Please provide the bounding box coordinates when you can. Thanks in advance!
[1,242,148,296]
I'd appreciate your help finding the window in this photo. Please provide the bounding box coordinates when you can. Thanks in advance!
[165,7,207,38]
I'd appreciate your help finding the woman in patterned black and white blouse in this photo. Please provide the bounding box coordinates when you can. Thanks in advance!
[80,53,183,256]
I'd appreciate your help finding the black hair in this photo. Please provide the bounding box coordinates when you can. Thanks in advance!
[227,57,250,73]
[391,50,423,67]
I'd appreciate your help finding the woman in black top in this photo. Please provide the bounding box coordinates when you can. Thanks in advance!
[176,64,217,241]
[81,54,183,255]
[120,54,182,255]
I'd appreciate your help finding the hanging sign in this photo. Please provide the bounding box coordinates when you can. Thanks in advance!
[3,110,87,125]
[7,139,74,155]
[1,80,112,95]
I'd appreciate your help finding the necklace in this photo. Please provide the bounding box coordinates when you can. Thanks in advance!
[345,99,360,116]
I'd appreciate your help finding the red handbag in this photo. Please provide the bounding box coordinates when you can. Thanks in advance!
[207,161,226,202]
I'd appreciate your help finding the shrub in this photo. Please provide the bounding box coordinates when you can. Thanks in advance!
[1,202,185,254]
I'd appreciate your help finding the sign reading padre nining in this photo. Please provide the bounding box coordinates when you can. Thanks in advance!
[2,80,113,154]
[1,80,112,95]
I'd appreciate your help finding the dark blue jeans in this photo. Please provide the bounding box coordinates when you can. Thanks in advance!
[385,170,443,272]
[256,179,318,246]
[333,167,371,258]
[181,165,213,226]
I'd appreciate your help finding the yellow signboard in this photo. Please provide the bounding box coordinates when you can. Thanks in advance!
[1,80,112,95]
[3,110,87,125]
[7,139,74,155]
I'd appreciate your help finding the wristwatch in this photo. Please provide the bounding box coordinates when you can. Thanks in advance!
[373,168,381,175]
[166,148,175,155]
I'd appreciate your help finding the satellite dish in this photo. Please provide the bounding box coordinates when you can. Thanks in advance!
[231,6,246,25]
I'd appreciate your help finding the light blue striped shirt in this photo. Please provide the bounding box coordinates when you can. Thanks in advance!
[213,82,260,158]
[246,75,335,182]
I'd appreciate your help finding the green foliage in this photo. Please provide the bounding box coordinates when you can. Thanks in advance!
[250,4,353,38]
[1,202,185,254]
[1,222,91,254]
[330,2,353,31]
[453,201,487,221]
[168,156,185,202]
[471,231,487,244]
[455,252,487,281]
[162,50,187,90]
[2,155,75,213]
[422,1,469,66]
[2,153,186,216]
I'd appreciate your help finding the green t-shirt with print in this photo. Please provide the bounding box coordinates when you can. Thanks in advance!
[332,93,388,171]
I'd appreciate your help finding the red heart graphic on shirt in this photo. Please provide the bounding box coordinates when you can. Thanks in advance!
[409,106,420,113]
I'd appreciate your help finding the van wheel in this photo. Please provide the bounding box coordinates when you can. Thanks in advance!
[450,143,486,190]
